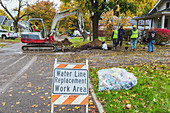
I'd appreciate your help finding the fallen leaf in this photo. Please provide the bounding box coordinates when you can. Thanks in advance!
[126,104,131,109]
[2,102,6,106]
[16,102,20,104]
[11,105,14,107]
[75,106,80,109]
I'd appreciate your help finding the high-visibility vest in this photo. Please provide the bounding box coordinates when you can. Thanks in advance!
[33,25,39,32]
[131,29,139,38]
[112,30,118,39]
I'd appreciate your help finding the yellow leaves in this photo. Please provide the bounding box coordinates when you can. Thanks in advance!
[131,94,136,98]
[113,99,117,102]
[2,102,6,106]
[16,102,20,104]
[11,105,14,107]
[32,104,38,108]
[75,106,80,109]
[67,109,71,111]
[45,92,49,95]
[27,82,33,87]
[28,90,31,93]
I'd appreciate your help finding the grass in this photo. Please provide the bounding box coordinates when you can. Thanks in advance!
[90,64,170,112]
[0,38,21,43]
[69,37,91,47]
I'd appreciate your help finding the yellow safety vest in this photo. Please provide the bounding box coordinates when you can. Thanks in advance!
[131,29,139,38]
[112,30,118,39]
[33,25,39,32]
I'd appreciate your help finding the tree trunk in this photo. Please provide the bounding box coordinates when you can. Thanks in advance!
[92,13,99,41]
[14,21,18,33]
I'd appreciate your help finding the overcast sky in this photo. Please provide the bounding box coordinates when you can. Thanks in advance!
[0,0,61,16]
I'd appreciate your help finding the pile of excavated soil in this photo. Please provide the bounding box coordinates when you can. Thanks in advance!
[53,38,72,46]
[61,38,72,46]
[79,38,103,49]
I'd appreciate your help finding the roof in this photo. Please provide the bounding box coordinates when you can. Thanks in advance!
[134,8,170,20]
[148,0,168,14]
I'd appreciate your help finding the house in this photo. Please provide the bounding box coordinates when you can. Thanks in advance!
[133,0,170,29]
[0,16,8,29]
[0,15,26,32]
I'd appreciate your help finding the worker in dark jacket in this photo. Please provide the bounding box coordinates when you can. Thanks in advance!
[117,26,125,47]
[129,25,139,51]
[111,26,118,50]
[147,27,156,52]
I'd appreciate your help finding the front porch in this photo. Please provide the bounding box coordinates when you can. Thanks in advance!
[134,10,170,30]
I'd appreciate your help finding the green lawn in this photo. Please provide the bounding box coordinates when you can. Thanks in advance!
[0,38,21,43]
[90,64,169,112]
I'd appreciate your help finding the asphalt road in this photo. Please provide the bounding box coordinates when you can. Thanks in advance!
[0,43,94,113]
[0,42,169,113]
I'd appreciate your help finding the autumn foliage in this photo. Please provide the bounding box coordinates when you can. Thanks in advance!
[149,28,170,44]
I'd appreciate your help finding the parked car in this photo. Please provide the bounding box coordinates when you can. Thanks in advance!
[73,30,90,37]
[0,29,18,39]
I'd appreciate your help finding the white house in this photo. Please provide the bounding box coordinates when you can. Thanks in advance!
[134,0,170,30]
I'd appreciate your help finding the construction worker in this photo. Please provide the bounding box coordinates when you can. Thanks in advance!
[117,26,125,47]
[129,25,139,51]
[33,22,40,32]
[147,27,156,52]
[111,26,118,50]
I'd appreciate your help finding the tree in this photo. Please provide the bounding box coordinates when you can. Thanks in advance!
[0,9,10,18]
[58,1,90,35]
[0,0,31,32]
[24,1,56,32]
[127,0,158,16]
[61,0,136,40]
[61,0,107,40]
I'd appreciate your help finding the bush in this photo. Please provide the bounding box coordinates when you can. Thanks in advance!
[149,28,170,44]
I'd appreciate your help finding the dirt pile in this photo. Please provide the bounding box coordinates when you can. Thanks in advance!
[53,38,72,46]
[79,38,103,49]
[62,38,72,46]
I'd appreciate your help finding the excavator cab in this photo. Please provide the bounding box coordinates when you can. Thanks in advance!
[21,18,48,43]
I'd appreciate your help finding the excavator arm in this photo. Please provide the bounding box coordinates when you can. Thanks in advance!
[50,7,87,41]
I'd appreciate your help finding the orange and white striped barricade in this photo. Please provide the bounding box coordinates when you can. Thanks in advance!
[51,59,89,113]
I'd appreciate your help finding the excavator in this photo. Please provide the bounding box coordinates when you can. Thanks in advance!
[21,8,87,52]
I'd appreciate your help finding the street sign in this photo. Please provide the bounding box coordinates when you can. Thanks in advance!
[51,59,89,113]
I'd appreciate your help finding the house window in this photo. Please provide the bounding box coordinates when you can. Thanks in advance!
[166,2,170,8]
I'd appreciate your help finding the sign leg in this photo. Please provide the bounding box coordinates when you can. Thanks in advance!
[86,104,88,113]
[51,104,54,113]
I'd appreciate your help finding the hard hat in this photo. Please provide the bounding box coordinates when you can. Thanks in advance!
[113,26,116,30]
[133,25,136,28]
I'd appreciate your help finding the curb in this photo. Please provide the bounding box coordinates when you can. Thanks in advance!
[89,83,104,113]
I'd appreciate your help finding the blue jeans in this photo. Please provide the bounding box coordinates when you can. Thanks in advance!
[130,39,137,49]
[148,40,155,52]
